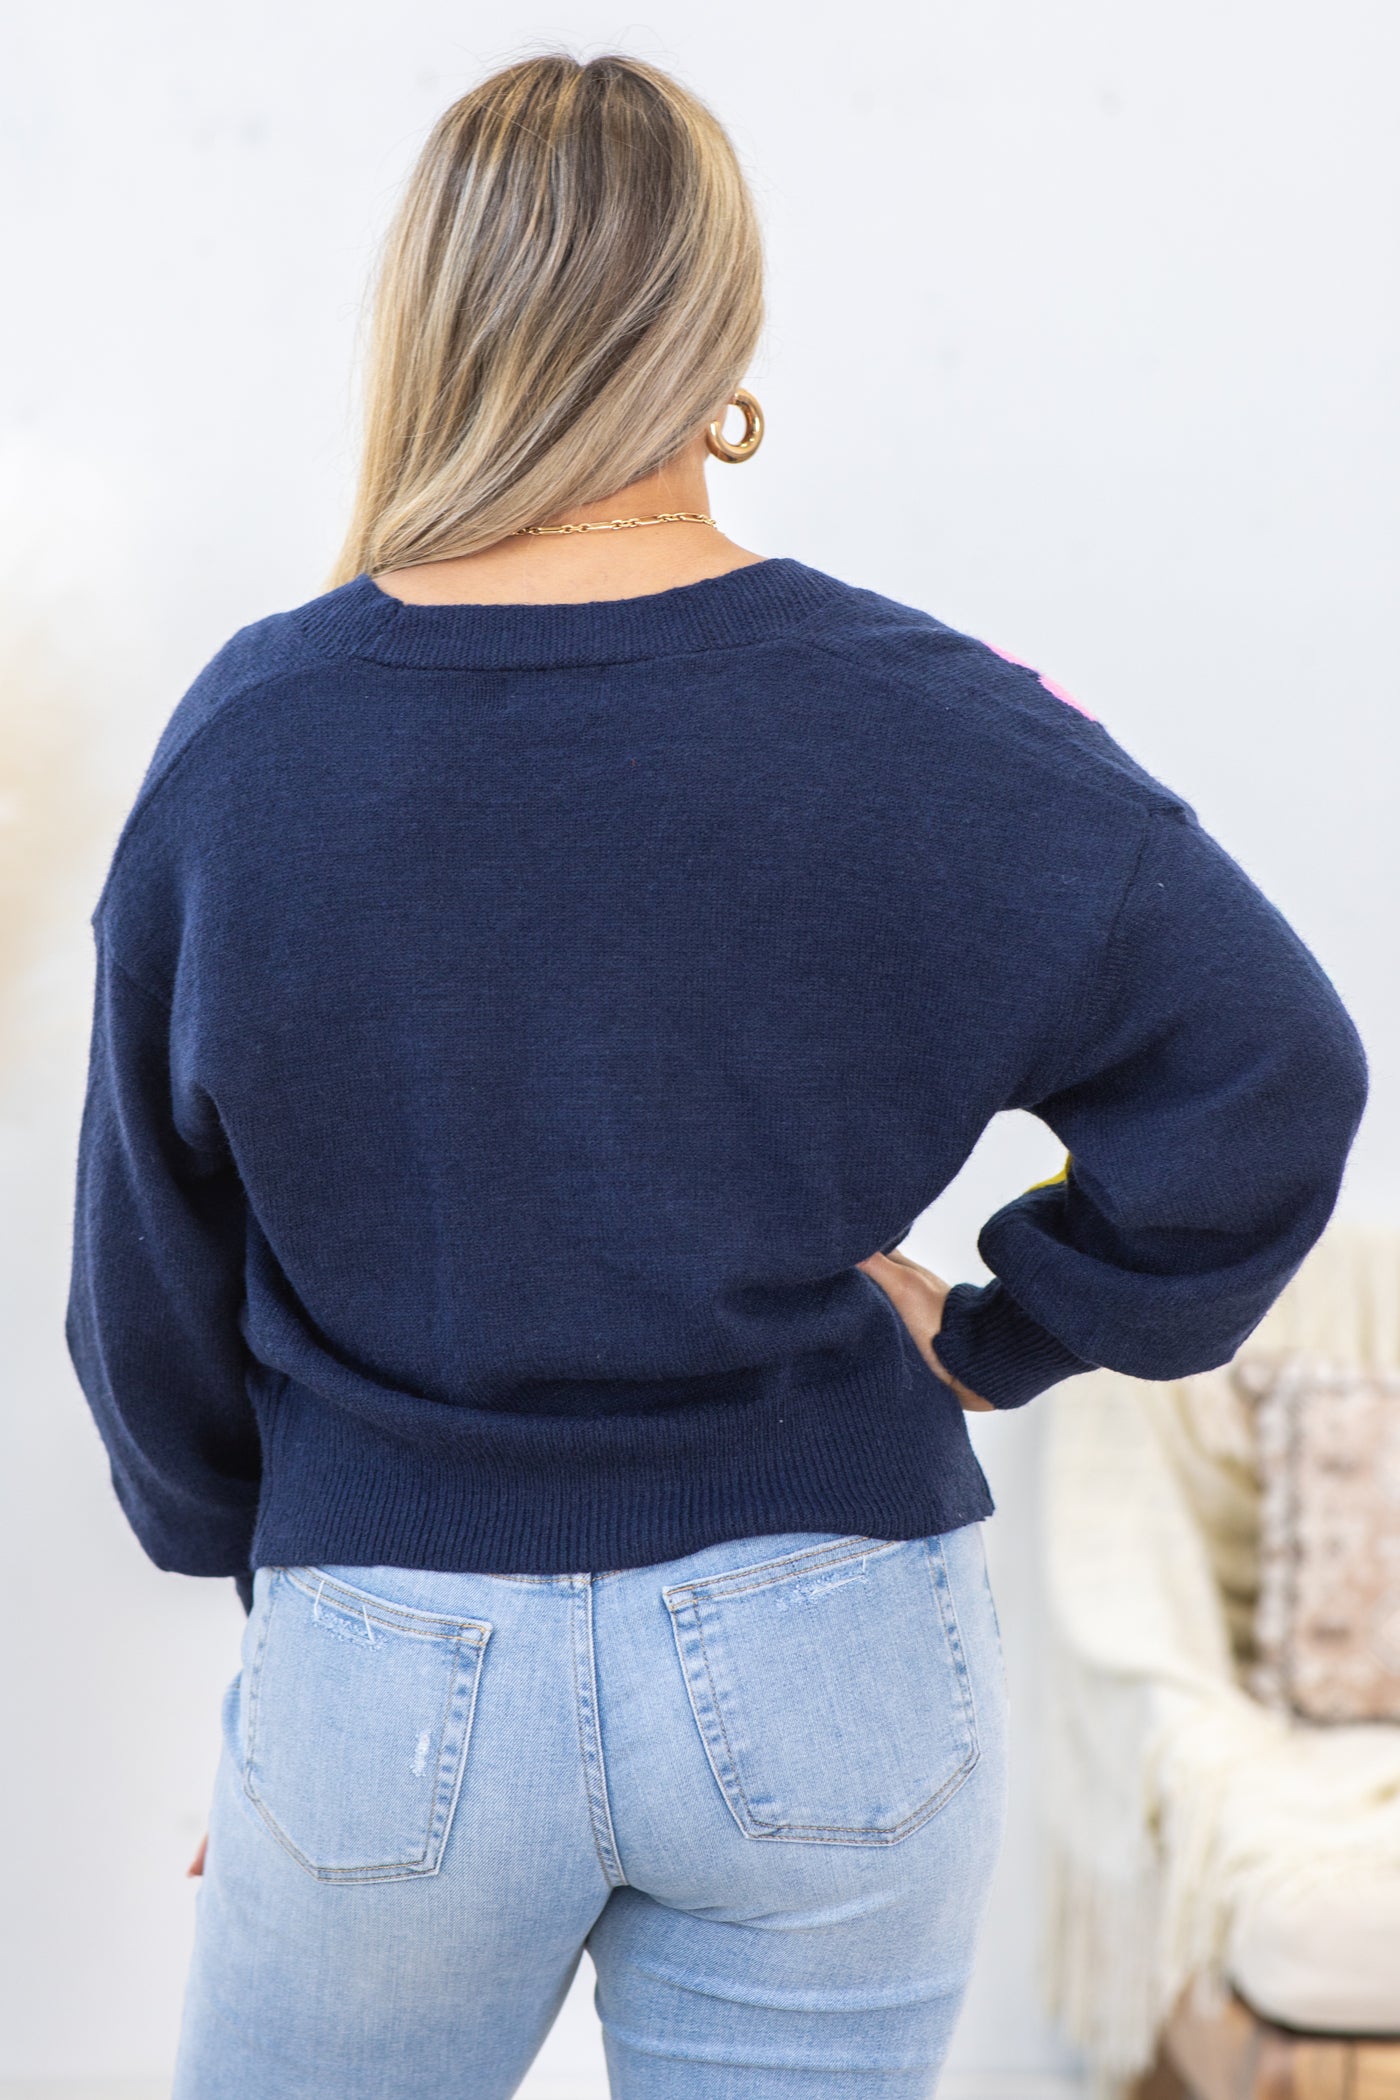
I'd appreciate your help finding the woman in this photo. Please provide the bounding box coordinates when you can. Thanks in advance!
[67,50,1366,2100]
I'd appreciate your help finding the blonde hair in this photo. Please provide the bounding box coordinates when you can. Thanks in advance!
[326,52,765,587]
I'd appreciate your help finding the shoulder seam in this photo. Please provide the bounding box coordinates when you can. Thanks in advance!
[797,629,1189,814]
[96,660,333,914]
[97,929,176,1013]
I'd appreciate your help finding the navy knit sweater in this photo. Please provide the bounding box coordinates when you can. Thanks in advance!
[66,557,1368,1615]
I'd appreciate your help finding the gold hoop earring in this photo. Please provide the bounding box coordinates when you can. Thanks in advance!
[704,388,764,462]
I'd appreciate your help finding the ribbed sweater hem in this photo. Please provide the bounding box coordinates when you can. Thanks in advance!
[245,1346,996,1578]
[934,1279,1097,1409]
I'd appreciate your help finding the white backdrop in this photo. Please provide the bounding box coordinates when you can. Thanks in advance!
[2,2,1395,2090]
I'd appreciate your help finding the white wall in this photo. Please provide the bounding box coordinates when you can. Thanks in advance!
[2,1,1394,2088]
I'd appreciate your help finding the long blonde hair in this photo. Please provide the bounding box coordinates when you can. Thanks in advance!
[326,52,765,587]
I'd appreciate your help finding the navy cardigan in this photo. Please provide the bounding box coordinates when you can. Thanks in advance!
[65,556,1368,1609]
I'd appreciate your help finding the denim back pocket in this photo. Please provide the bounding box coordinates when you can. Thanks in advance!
[663,1534,978,1844]
[242,1567,492,1882]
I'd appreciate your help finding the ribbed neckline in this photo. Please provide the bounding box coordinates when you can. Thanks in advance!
[294,555,846,671]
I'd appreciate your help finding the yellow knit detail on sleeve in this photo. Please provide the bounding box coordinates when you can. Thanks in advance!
[1024,1151,1072,1193]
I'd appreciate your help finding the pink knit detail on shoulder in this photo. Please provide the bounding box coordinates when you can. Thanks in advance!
[982,639,1097,720]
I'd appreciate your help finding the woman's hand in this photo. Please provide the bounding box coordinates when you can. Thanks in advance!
[858,1248,996,1412]
[187,1832,207,1877]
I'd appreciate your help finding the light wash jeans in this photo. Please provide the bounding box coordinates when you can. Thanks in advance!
[173,1519,1008,2099]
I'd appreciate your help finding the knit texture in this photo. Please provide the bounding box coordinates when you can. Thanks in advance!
[65,557,1369,1608]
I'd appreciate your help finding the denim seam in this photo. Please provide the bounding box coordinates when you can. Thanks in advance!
[661,1536,889,1611]
[241,1566,280,1778]
[241,1568,490,1882]
[570,1579,626,1889]
[922,1536,982,1764]
[432,1625,491,1880]
[286,1566,491,1639]
[241,1637,481,1882]
[672,1598,752,1836]
[683,1605,974,1843]
[670,1540,980,1844]
[241,1637,482,1889]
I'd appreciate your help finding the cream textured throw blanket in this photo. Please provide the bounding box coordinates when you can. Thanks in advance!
[1039,1221,1400,2078]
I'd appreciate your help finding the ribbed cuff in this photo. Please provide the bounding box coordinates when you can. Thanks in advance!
[233,1570,254,1615]
[933,1280,1096,1410]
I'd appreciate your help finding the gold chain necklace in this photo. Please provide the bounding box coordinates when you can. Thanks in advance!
[512,511,718,536]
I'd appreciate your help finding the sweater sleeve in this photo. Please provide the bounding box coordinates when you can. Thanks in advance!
[932,800,1369,1409]
[65,929,261,1581]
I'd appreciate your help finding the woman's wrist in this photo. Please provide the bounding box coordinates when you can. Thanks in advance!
[929,1346,996,1412]
[858,1248,996,1411]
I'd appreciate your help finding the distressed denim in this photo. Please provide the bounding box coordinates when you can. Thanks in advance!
[172,1519,1008,2099]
